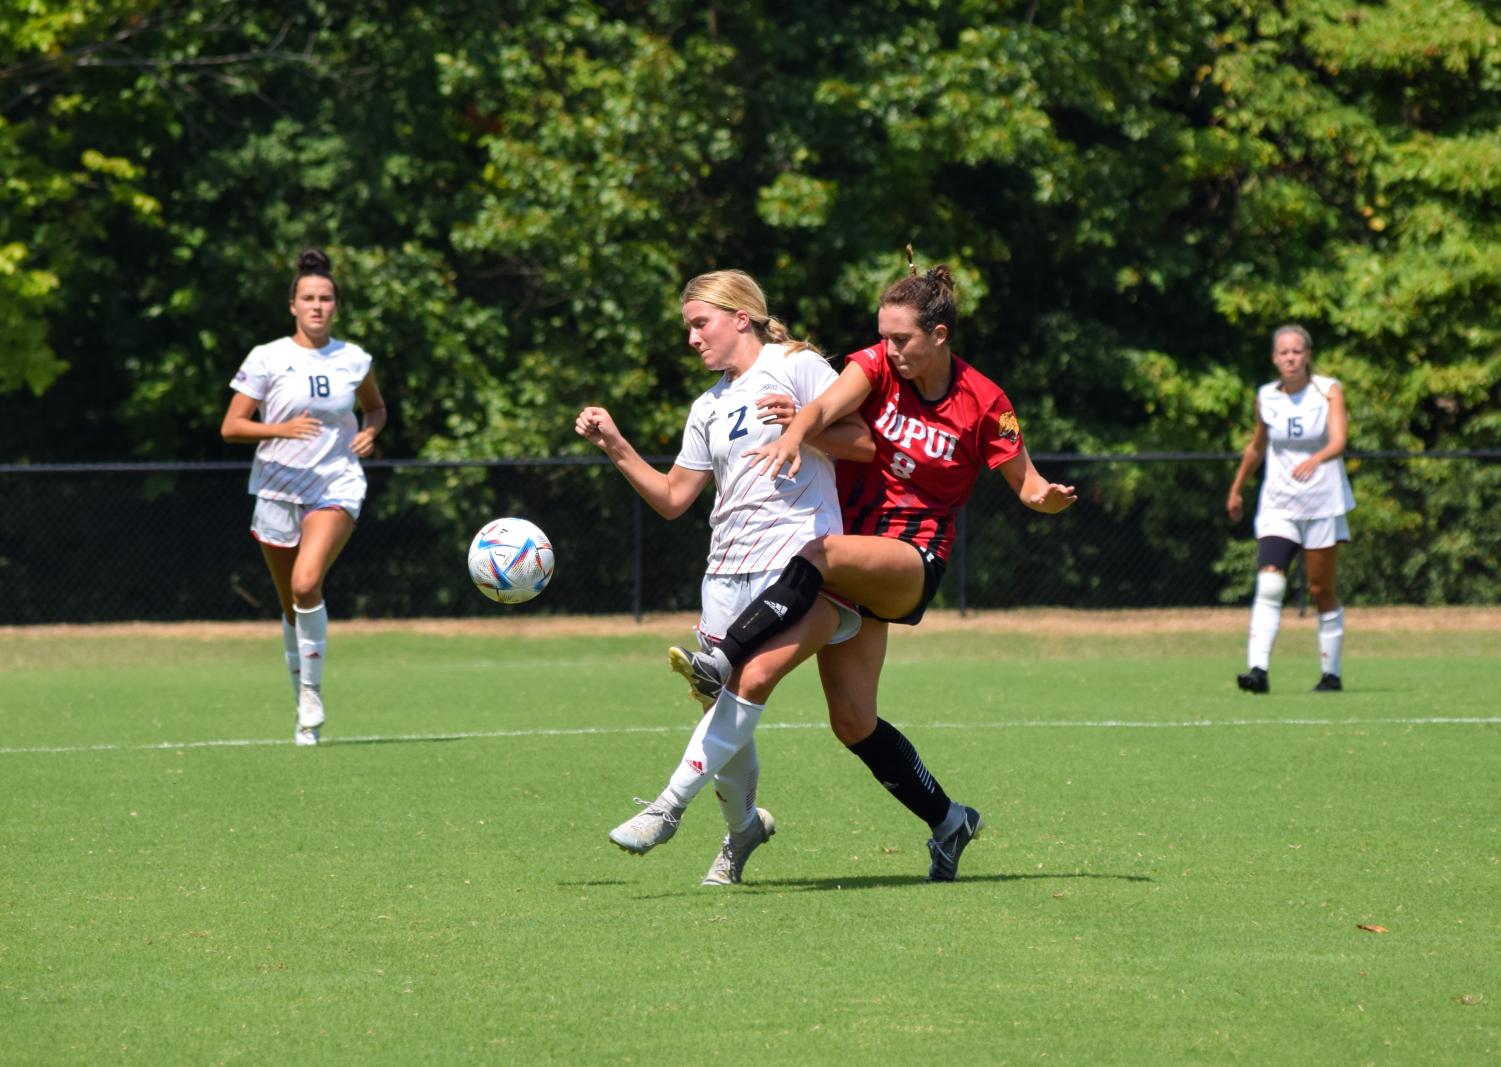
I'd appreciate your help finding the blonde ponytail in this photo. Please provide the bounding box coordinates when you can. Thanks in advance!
[680,270,814,354]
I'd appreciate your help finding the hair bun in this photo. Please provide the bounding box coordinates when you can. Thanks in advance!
[297,248,332,273]
[926,264,955,290]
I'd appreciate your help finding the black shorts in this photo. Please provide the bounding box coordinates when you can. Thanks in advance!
[859,540,946,627]
[1255,536,1301,571]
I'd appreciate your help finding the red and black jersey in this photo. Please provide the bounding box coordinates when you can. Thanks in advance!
[835,340,1024,561]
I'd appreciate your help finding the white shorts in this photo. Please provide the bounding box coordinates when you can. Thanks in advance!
[696,571,860,653]
[1255,512,1350,551]
[251,495,361,548]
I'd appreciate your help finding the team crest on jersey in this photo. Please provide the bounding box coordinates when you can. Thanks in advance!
[996,410,1020,443]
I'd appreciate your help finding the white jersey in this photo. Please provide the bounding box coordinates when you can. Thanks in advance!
[230,335,373,505]
[1255,373,1356,521]
[676,343,845,575]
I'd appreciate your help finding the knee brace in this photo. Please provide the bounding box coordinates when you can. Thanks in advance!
[1255,569,1286,607]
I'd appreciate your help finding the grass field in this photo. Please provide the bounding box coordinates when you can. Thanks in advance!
[1,610,1497,1065]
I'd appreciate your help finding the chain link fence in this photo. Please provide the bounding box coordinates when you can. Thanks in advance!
[1,453,1496,626]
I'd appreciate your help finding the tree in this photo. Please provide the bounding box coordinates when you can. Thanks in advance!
[3,0,1497,605]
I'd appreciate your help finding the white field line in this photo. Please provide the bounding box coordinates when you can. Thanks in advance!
[1,716,1497,756]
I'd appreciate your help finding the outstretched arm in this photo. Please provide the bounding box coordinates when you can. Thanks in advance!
[747,363,874,479]
[755,393,876,463]
[997,447,1077,513]
[575,406,711,519]
[811,413,877,463]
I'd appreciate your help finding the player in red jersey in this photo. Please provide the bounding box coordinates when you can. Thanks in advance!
[671,257,1076,881]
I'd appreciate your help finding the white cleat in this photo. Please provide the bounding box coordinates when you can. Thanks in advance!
[295,685,324,746]
[609,794,685,854]
[702,808,776,886]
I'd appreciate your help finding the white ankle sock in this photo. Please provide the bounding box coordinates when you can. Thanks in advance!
[294,602,328,689]
[1247,570,1285,671]
[1318,606,1344,677]
[666,689,764,808]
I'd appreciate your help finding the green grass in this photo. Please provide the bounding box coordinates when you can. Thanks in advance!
[1,619,1497,1064]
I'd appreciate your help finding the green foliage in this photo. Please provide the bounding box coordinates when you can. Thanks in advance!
[1,0,1496,601]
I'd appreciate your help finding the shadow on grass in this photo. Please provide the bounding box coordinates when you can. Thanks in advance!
[620,871,1156,898]
[324,734,472,747]
[757,871,1155,892]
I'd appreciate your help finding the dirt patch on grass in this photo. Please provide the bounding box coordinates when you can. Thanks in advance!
[5,606,1498,641]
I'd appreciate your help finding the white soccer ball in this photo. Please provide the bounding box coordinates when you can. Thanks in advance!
[467,517,556,604]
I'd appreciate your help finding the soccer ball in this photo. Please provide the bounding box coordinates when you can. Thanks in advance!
[467,517,555,604]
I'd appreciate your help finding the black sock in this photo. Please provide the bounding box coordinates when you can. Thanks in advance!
[846,718,952,829]
[717,555,824,666]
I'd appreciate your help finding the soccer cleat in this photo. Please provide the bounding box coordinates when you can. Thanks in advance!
[668,646,726,711]
[297,684,325,726]
[609,794,685,855]
[295,685,324,746]
[702,808,777,886]
[1313,673,1343,692]
[927,805,984,883]
[1236,666,1269,694]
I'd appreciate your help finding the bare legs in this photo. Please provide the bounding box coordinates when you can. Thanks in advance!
[259,507,355,742]
[259,506,355,619]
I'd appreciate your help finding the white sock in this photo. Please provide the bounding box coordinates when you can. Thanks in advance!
[713,740,760,834]
[665,689,764,809]
[1318,606,1344,677]
[281,616,301,699]
[1247,570,1285,671]
[294,602,328,689]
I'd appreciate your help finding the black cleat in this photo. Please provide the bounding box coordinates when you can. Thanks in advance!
[927,805,984,882]
[1236,666,1269,694]
[1312,673,1342,692]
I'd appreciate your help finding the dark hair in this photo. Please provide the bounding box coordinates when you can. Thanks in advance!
[879,247,956,335]
[288,248,338,302]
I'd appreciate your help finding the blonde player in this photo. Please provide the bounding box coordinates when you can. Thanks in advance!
[1227,324,1355,693]
[668,259,1077,882]
[220,248,386,744]
[575,269,871,886]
